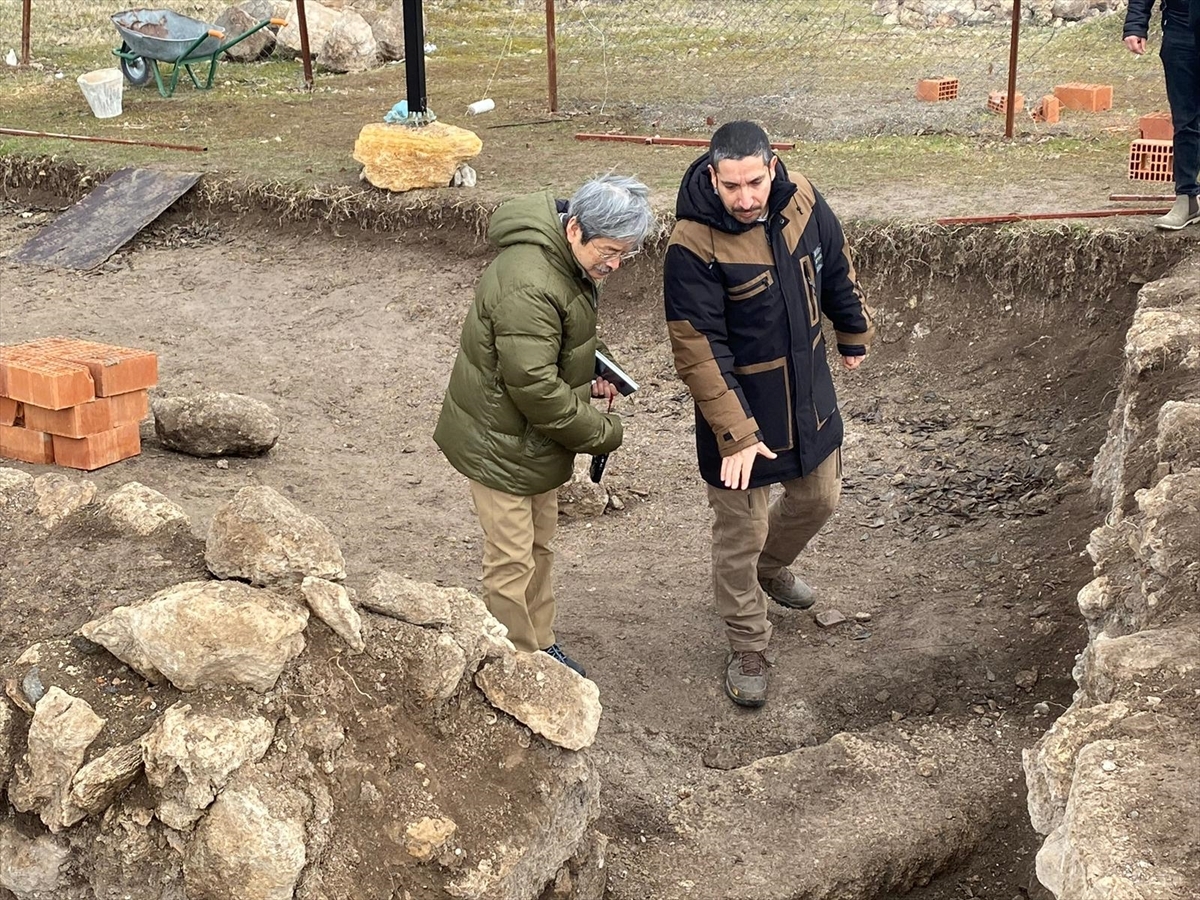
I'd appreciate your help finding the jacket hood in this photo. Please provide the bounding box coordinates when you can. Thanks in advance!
[488,190,577,278]
[675,152,798,234]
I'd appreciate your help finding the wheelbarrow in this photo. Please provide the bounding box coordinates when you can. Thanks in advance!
[111,8,286,98]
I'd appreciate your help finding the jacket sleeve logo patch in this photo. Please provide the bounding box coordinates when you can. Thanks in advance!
[811,245,823,274]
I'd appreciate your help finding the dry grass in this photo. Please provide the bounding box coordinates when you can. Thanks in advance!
[0,0,1174,226]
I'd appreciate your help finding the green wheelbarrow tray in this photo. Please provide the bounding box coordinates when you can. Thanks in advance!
[111,8,287,98]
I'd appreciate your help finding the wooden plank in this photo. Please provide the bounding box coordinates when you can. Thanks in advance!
[8,167,201,270]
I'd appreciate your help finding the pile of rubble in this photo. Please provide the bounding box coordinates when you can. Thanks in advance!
[871,0,1127,28]
[0,474,607,900]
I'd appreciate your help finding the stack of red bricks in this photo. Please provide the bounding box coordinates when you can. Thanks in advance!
[0,338,158,471]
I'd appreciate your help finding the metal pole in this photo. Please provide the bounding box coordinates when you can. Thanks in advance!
[1005,0,1021,139]
[0,127,207,152]
[20,0,32,66]
[402,0,428,114]
[296,0,314,91]
[546,0,558,113]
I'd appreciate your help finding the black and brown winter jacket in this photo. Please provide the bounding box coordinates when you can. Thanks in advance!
[664,155,874,489]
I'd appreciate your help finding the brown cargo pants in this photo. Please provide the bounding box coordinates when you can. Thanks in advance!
[705,449,841,651]
[469,480,558,653]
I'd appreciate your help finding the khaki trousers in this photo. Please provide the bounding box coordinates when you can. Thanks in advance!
[705,450,841,651]
[469,480,558,653]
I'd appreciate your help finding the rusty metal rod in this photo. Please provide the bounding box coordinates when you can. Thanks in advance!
[296,0,314,91]
[1005,0,1021,139]
[938,208,1170,226]
[20,0,31,65]
[576,133,796,150]
[0,127,208,152]
[1109,193,1175,201]
[545,0,558,113]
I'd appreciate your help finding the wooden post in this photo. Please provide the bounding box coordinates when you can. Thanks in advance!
[296,0,314,91]
[20,0,32,66]
[546,0,558,113]
[402,0,428,114]
[1005,0,1021,139]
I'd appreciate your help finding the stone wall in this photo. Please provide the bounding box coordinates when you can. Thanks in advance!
[1022,252,1200,898]
[871,0,1127,28]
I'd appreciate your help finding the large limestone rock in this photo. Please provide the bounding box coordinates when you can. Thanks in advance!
[1079,627,1200,705]
[475,652,602,751]
[360,5,404,60]
[1023,701,1131,834]
[80,580,309,692]
[362,570,453,625]
[276,0,338,57]
[389,620,470,703]
[205,485,345,585]
[101,481,190,536]
[141,703,275,830]
[153,391,281,458]
[183,775,308,900]
[319,9,376,72]
[1036,740,1199,899]
[353,122,483,193]
[300,576,364,651]
[0,823,70,899]
[63,742,144,827]
[8,687,105,832]
[215,6,275,61]
[1156,401,1200,471]
[32,473,96,529]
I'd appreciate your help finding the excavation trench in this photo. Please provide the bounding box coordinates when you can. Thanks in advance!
[0,175,1190,900]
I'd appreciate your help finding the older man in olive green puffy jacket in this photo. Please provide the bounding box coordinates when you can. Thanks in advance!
[434,175,654,676]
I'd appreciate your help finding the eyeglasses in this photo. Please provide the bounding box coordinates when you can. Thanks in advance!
[594,246,641,264]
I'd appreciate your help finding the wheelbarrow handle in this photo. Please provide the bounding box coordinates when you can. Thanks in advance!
[208,28,225,39]
[270,18,287,26]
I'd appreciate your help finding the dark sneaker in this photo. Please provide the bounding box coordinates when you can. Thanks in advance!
[758,568,816,609]
[724,650,769,707]
[543,643,586,678]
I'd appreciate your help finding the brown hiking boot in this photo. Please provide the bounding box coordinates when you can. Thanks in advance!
[725,650,770,707]
[758,567,816,609]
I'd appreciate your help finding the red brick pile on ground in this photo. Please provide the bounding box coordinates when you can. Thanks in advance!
[0,338,158,471]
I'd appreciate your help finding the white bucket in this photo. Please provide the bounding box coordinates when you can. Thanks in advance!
[77,68,124,119]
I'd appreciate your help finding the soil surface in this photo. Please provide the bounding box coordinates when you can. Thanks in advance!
[0,195,1188,899]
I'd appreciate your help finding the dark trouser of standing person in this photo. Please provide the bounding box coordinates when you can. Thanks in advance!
[1159,15,1200,227]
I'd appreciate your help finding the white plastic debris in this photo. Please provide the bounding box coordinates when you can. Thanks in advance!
[466,98,494,115]
[4,49,17,67]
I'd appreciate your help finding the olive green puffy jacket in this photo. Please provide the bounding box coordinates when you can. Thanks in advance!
[433,191,623,495]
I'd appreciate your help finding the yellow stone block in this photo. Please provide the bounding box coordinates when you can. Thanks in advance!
[352,121,483,193]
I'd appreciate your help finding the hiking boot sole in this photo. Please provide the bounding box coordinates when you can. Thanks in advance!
[724,677,767,708]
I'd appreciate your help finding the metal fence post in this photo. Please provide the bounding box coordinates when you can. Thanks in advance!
[20,0,32,66]
[296,0,314,90]
[1005,0,1022,139]
[403,0,428,114]
[546,0,558,113]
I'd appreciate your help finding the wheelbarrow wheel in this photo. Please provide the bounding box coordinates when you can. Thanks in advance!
[118,44,153,87]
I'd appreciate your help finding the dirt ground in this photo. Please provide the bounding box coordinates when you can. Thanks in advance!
[0,191,1194,898]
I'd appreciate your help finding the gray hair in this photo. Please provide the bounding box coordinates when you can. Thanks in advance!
[567,175,654,246]
[710,121,772,167]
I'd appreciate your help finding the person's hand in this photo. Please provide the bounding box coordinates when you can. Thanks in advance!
[1124,35,1146,55]
[591,376,619,402]
[720,442,777,490]
[842,354,864,371]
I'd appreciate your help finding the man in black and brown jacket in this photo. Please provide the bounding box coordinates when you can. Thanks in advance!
[663,121,875,708]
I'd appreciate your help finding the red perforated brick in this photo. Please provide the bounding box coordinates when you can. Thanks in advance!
[1139,111,1173,141]
[0,397,18,427]
[1054,83,1113,112]
[917,78,959,102]
[0,424,55,465]
[0,349,96,410]
[52,422,141,471]
[986,91,1024,115]
[19,337,158,397]
[1033,95,1061,124]
[23,390,149,439]
[1128,139,1175,182]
